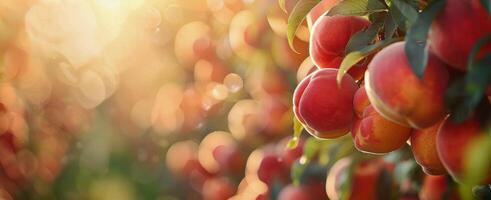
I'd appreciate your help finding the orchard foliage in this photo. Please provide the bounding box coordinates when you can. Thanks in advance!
[288,0,491,199]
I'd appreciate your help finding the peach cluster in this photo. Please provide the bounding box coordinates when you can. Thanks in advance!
[295,0,491,186]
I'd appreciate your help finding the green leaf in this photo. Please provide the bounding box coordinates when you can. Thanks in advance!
[287,0,322,52]
[391,0,418,25]
[291,161,306,185]
[279,0,288,13]
[482,0,491,15]
[345,20,383,54]
[376,169,394,200]
[472,185,491,200]
[467,35,491,68]
[445,35,491,122]
[383,11,397,39]
[288,115,304,148]
[465,134,491,184]
[394,160,417,183]
[388,2,408,32]
[337,37,403,85]
[327,0,387,16]
[405,0,445,78]
[291,137,321,184]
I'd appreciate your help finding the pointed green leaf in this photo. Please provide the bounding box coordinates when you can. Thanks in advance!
[389,2,408,32]
[287,0,322,52]
[279,0,287,13]
[345,21,383,54]
[337,37,403,85]
[288,115,304,148]
[383,11,398,39]
[445,35,491,122]
[405,0,445,78]
[327,0,387,16]
[482,0,491,15]
[391,0,418,25]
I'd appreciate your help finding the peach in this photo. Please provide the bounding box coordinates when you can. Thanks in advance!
[212,145,245,174]
[419,175,460,200]
[365,42,449,129]
[326,157,395,200]
[278,185,312,200]
[437,116,491,184]
[351,87,412,154]
[278,182,327,200]
[410,121,447,175]
[202,177,236,200]
[257,154,289,185]
[307,0,343,27]
[310,16,371,80]
[293,69,358,139]
[429,0,491,70]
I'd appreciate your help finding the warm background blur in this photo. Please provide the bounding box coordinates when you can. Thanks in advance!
[0,0,316,199]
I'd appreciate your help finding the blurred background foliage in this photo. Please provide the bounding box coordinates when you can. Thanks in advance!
[1,0,490,200]
[0,0,314,199]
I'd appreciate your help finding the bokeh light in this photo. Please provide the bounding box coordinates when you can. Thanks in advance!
[0,0,309,199]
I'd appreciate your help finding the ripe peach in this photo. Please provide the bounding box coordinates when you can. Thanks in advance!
[351,86,412,154]
[419,175,460,200]
[326,157,395,200]
[437,116,491,184]
[429,0,491,70]
[365,42,449,129]
[310,16,371,80]
[278,185,311,200]
[410,121,447,175]
[202,177,236,200]
[213,145,245,174]
[353,86,371,118]
[293,69,358,139]
[278,182,327,200]
[257,155,287,184]
[307,0,343,27]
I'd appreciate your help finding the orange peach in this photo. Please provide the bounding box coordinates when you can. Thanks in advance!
[410,121,447,175]
[365,42,449,129]
[437,116,491,184]
[351,86,412,154]
[352,105,412,154]
[310,16,371,80]
[293,69,358,139]
[429,0,491,70]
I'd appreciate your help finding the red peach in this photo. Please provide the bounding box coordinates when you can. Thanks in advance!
[351,105,412,154]
[419,175,460,200]
[293,69,358,139]
[365,42,449,129]
[213,145,245,174]
[326,157,395,200]
[278,185,312,200]
[278,182,327,200]
[307,0,343,27]
[437,116,491,184]
[310,16,371,80]
[429,0,491,70]
[351,86,412,154]
[257,154,287,184]
[202,177,236,200]
[353,86,371,118]
[410,121,447,175]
